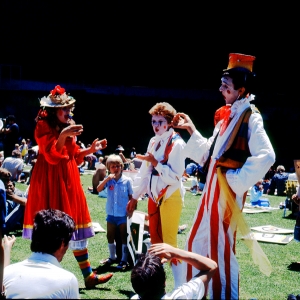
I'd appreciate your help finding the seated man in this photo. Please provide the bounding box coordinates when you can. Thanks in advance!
[267,165,289,196]
[88,164,108,197]
[85,153,98,170]
[0,167,27,235]
[2,150,23,182]
[185,162,199,177]
[130,243,217,299]
[4,208,80,299]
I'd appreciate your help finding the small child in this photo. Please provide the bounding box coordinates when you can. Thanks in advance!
[98,154,133,270]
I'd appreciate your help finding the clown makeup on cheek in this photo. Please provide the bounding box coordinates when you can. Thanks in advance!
[56,107,74,123]
[219,77,239,104]
[151,115,169,136]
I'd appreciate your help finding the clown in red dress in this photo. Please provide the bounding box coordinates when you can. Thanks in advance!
[23,85,113,289]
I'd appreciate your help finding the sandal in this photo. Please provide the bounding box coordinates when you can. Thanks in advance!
[100,257,117,266]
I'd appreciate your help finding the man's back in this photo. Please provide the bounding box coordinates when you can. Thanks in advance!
[272,172,289,196]
[185,162,198,176]
[2,157,23,181]
[4,252,79,299]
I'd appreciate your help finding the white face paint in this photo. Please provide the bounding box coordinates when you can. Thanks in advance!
[219,76,240,105]
[56,106,74,124]
[151,115,169,136]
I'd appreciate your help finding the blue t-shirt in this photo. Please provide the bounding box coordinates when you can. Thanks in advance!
[105,174,133,217]
[250,185,263,202]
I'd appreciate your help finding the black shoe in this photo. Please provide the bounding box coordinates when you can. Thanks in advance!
[287,294,297,300]
[100,257,117,266]
[116,261,128,270]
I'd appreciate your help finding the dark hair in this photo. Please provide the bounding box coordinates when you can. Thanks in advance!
[222,67,256,96]
[0,167,12,183]
[6,115,16,122]
[36,106,75,131]
[131,253,166,299]
[31,209,75,254]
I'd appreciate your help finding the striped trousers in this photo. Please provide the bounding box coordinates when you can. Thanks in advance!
[186,163,245,300]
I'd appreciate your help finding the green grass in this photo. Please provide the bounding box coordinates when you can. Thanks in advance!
[11,176,300,299]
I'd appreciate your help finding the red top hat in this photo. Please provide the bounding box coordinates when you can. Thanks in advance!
[224,53,256,72]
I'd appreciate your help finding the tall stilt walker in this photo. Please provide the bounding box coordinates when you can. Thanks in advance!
[173,53,276,299]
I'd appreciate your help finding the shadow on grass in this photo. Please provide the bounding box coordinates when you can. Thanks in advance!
[79,286,111,293]
[287,262,300,272]
[92,263,132,274]
[283,213,297,220]
[5,229,23,237]
[119,289,135,298]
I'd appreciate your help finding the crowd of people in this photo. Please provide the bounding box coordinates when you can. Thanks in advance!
[0,53,297,299]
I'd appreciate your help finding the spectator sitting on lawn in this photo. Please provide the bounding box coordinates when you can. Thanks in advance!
[267,165,289,196]
[250,179,264,204]
[130,243,217,299]
[2,150,23,182]
[185,162,199,177]
[0,167,27,235]
[4,208,80,298]
[85,153,97,170]
[88,164,108,197]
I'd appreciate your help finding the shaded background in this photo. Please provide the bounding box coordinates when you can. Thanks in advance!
[0,1,298,170]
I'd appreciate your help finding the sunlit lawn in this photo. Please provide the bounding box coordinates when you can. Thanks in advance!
[10,174,300,299]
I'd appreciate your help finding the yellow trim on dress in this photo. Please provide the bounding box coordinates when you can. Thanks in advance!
[217,167,272,276]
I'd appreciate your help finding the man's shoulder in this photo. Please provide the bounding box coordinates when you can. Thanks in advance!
[5,259,27,272]
[3,157,13,163]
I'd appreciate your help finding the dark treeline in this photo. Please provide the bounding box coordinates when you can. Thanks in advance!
[0,88,297,171]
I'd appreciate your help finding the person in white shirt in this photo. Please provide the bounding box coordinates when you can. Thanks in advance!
[130,243,217,299]
[2,150,23,182]
[4,208,80,299]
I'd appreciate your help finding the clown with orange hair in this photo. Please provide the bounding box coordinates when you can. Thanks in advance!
[127,102,187,290]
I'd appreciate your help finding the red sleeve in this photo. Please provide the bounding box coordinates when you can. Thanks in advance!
[74,144,84,166]
[35,120,69,165]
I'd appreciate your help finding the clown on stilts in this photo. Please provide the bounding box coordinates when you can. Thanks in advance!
[172,53,276,299]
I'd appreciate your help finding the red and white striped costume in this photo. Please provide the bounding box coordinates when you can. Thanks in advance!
[183,95,275,299]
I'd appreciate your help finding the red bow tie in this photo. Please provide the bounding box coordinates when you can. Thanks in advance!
[219,106,231,136]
